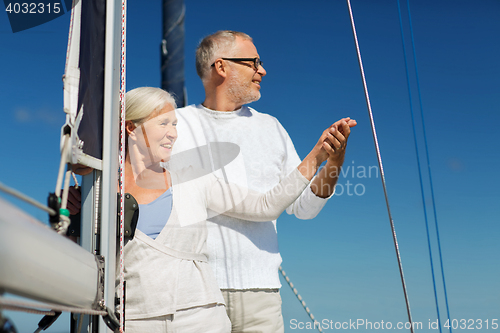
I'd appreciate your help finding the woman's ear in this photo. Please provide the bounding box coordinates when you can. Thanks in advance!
[125,121,136,138]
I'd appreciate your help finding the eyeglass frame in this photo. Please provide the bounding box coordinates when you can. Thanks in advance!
[211,57,263,70]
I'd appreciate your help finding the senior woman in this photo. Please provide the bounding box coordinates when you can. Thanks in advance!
[115,87,350,332]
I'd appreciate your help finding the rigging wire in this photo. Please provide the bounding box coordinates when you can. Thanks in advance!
[279,266,322,333]
[0,182,56,216]
[396,0,452,330]
[345,1,414,332]
[396,2,441,328]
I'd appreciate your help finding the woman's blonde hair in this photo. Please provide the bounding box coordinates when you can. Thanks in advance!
[125,87,176,125]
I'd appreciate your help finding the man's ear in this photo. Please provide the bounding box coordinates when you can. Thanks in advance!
[213,59,228,78]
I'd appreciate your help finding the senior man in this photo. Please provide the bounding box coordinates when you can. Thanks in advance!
[172,30,356,332]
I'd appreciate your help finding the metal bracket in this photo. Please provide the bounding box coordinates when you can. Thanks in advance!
[93,255,105,311]
[102,307,120,332]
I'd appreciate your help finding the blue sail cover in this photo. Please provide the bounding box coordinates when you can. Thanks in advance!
[161,0,186,107]
[61,0,106,168]
[76,0,106,160]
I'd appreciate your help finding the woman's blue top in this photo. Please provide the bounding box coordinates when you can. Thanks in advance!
[136,188,172,240]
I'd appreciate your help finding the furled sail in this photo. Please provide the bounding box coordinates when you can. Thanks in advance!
[161,0,187,107]
[62,0,106,169]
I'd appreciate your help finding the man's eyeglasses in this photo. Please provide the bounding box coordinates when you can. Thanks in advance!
[211,57,263,70]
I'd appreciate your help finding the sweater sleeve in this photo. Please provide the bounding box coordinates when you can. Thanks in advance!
[206,168,309,222]
[275,120,332,220]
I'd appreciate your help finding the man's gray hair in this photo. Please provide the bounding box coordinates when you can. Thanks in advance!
[195,30,253,82]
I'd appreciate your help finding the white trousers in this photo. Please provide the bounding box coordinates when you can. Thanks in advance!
[221,289,284,333]
[125,303,231,333]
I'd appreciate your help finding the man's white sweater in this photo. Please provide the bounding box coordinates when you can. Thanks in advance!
[171,104,328,289]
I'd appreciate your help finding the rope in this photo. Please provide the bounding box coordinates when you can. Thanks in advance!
[51,134,73,234]
[60,168,73,211]
[55,134,70,198]
[0,304,55,316]
[0,182,56,216]
[72,172,80,188]
[279,266,322,333]
[118,0,127,331]
[0,297,107,316]
[63,0,76,75]
[397,1,451,331]
[345,1,414,332]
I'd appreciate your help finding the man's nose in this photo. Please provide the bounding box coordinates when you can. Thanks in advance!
[257,63,266,77]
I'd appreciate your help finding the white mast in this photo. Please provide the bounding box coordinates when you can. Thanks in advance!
[98,0,123,331]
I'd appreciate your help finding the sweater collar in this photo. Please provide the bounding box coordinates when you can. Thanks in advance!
[197,104,248,119]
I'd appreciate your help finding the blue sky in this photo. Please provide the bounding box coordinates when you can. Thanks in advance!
[1,0,499,332]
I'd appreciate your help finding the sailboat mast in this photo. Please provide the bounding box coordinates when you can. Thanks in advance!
[98,0,123,331]
[161,0,187,107]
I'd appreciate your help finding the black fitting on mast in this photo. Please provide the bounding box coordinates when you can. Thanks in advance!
[47,193,60,225]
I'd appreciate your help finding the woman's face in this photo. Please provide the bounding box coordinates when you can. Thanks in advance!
[133,104,178,163]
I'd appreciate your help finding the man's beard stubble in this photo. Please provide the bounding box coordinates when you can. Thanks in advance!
[226,71,261,107]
